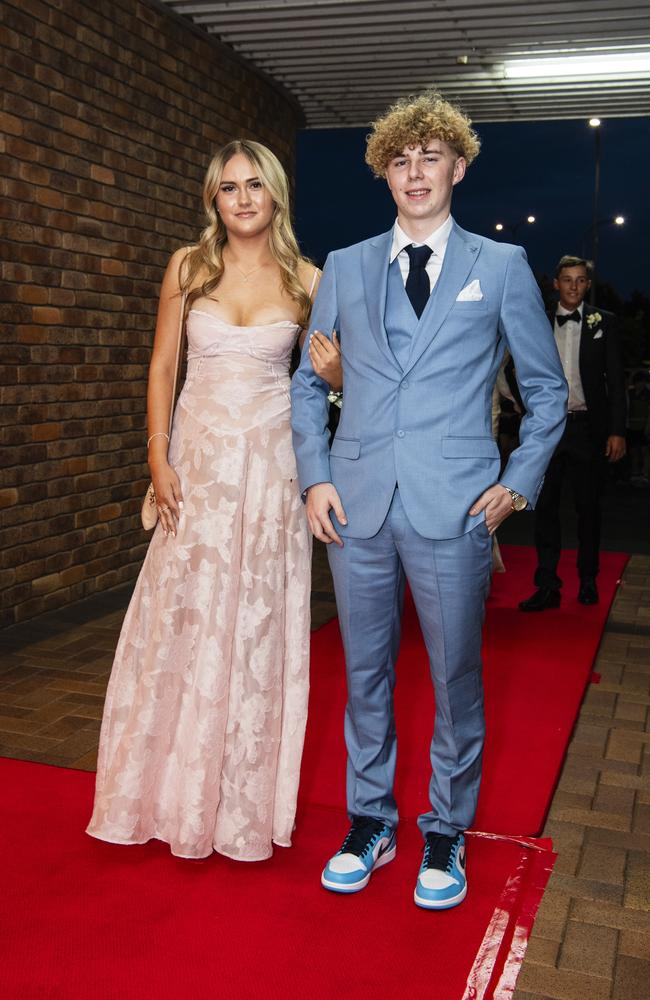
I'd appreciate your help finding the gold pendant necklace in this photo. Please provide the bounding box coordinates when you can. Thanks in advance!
[228,257,271,283]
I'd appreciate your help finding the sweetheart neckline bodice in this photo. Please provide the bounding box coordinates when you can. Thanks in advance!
[189,308,300,331]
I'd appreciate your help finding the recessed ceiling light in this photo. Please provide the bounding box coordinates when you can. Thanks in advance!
[505,53,650,79]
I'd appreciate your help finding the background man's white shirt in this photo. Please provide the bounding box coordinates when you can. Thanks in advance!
[554,303,586,412]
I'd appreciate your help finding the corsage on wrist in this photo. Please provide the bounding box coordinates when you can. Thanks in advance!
[327,390,343,409]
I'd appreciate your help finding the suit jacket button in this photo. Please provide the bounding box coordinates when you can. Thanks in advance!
[401,381,409,390]
[396,430,405,438]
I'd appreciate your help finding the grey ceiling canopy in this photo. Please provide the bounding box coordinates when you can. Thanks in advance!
[163,0,650,124]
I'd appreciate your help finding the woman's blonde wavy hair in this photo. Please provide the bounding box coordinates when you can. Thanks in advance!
[181,140,312,327]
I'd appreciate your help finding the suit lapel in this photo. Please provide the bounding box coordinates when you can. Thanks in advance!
[361,230,401,370]
[403,224,480,376]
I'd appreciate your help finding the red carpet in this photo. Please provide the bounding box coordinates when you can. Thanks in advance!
[301,545,628,836]
[0,546,625,998]
[0,760,554,1000]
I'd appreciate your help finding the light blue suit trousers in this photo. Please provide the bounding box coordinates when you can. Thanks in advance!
[329,488,492,836]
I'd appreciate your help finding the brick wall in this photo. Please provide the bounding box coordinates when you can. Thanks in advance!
[0,0,303,627]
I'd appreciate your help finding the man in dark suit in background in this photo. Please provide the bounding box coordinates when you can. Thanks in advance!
[520,255,627,610]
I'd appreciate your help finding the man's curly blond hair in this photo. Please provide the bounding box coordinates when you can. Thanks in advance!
[365,91,481,178]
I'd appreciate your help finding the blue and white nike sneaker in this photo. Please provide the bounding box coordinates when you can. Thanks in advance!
[414,832,467,909]
[321,815,396,893]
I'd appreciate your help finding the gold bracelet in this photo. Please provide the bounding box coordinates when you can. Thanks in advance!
[147,432,170,448]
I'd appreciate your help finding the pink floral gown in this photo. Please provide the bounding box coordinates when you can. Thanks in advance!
[87,306,311,860]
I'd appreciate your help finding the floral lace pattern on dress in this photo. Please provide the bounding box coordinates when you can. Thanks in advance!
[87,311,311,860]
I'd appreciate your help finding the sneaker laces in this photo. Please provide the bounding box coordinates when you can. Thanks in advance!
[339,816,386,857]
[423,833,460,872]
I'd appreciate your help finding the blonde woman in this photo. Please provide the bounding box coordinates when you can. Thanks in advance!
[88,140,325,862]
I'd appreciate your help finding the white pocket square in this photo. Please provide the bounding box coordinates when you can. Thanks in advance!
[593,330,603,339]
[456,279,483,301]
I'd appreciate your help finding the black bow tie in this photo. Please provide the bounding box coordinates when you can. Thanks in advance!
[556,309,581,327]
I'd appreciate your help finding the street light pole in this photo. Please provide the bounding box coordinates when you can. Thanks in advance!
[589,118,602,305]
[512,215,536,240]
[581,216,626,260]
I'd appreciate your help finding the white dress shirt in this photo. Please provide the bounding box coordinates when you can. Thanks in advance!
[554,303,586,412]
[390,215,453,291]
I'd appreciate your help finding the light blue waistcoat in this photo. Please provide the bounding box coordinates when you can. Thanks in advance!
[385,257,441,371]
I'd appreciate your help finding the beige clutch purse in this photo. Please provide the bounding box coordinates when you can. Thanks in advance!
[141,482,159,531]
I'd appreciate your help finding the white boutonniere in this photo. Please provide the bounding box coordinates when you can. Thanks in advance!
[586,312,602,330]
[327,390,343,409]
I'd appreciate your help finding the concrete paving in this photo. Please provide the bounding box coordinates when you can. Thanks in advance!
[514,552,650,1000]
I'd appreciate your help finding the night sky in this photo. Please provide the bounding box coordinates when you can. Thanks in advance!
[295,117,650,299]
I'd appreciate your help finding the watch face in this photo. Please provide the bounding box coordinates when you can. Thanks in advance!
[513,494,527,512]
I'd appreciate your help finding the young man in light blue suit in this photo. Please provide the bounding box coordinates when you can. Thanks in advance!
[291,93,567,909]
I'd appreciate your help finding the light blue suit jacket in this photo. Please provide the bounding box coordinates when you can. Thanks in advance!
[291,222,568,540]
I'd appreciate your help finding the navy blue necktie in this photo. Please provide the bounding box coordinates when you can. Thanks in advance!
[404,244,433,319]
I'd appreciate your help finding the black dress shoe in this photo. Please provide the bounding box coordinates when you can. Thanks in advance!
[578,578,599,605]
[519,588,561,612]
